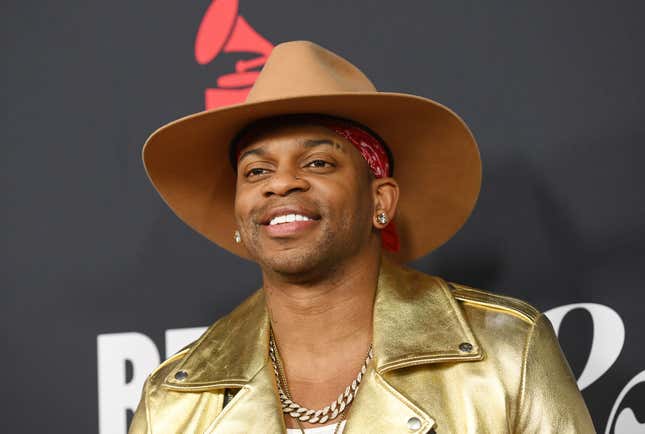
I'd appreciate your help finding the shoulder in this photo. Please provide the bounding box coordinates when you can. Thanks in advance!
[443,278,544,342]
[436,279,566,388]
[385,262,546,350]
[446,280,541,325]
[143,315,223,389]
[391,261,545,353]
[439,278,557,361]
[389,262,541,327]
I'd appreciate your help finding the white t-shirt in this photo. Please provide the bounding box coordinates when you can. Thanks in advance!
[286,421,346,434]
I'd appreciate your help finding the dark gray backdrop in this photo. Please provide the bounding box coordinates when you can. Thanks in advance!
[3,1,644,433]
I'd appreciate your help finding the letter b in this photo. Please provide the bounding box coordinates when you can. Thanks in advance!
[97,332,160,434]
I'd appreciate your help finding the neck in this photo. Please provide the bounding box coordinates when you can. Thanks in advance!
[263,249,380,381]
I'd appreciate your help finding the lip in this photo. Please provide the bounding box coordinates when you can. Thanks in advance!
[257,205,321,239]
[263,219,319,237]
[258,205,321,226]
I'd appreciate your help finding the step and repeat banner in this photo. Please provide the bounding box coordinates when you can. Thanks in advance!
[3,1,644,433]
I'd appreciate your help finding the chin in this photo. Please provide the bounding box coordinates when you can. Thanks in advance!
[261,249,324,275]
[255,242,342,279]
[248,228,362,279]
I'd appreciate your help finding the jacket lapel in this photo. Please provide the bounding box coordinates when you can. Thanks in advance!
[204,363,285,433]
[345,259,483,433]
[161,289,286,433]
[373,259,483,372]
[343,366,437,434]
[163,289,270,389]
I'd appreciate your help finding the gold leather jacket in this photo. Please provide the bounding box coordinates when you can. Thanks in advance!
[130,261,595,433]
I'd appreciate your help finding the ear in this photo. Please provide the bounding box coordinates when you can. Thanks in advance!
[371,177,399,228]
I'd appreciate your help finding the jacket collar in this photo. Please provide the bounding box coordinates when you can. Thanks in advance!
[163,258,482,390]
[373,259,483,373]
[163,288,270,390]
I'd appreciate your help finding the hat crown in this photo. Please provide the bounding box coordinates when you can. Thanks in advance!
[246,41,377,102]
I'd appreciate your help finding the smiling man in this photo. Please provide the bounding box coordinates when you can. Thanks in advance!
[130,41,594,433]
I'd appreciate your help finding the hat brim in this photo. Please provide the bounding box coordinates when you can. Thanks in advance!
[143,92,481,263]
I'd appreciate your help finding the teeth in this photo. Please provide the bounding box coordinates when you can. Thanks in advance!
[269,214,312,226]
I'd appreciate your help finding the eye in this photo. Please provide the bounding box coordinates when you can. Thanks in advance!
[245,167,270,178]
[306,159,334,169]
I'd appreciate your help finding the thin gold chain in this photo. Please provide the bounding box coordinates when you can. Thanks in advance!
[271,335,307,434]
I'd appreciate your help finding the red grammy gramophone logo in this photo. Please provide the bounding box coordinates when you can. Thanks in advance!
[195,0,273,109]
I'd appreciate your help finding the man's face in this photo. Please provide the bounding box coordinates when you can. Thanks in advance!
[234,123,377,277]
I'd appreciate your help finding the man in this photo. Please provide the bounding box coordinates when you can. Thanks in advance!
[130,41,594,433]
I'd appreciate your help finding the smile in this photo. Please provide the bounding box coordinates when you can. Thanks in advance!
[269,214,313,225]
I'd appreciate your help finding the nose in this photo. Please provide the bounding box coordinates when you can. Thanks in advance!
[262,167,310,197]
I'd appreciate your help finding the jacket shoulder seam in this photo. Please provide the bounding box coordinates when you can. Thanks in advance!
[448,282,540,325]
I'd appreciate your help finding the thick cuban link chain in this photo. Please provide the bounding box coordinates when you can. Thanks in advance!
[269,332,373,425]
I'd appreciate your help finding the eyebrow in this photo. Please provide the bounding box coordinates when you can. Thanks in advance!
[237,147,266,164]
[237,138,346,165]
[303,139,346,152]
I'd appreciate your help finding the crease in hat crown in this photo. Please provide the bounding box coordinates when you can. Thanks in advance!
[246,41,377,103]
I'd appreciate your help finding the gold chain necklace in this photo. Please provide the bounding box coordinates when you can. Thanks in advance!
[269,329,372,434]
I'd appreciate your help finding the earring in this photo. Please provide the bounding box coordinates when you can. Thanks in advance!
[233,230,242,244]
[376,212,389,225]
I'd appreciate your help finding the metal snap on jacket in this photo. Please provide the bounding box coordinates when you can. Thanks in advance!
[459,342,473,352]
[174,370,188,381]
[407,416,422,431]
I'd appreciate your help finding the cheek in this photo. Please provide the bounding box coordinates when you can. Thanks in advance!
[317,178,371,221]
[233,186,253,223]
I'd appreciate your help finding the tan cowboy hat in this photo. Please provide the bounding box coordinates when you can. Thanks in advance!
[142,40,481,263]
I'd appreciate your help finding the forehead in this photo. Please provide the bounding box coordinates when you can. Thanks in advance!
[234,122,362,162]
[242,123,339,145]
